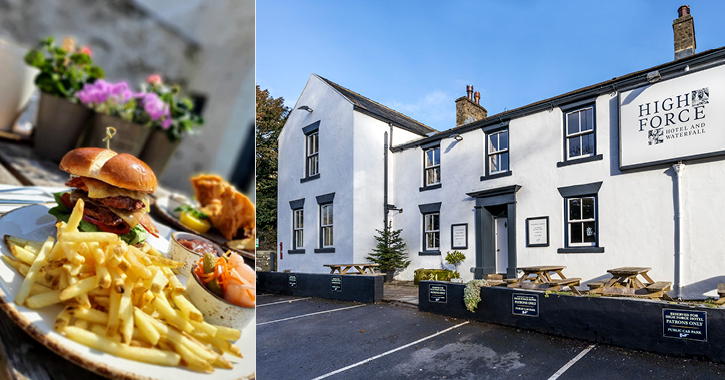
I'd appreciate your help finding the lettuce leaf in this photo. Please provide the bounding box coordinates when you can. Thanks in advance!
[48,191,146,245]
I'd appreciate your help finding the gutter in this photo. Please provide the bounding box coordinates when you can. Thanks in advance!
[391,46,725,153]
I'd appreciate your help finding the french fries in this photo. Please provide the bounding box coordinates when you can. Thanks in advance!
[2,199,245,372]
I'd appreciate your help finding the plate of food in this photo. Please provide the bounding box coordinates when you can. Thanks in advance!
[152,175,255,261]
[0,148,256,379]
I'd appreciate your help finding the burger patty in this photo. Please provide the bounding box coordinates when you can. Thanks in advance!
[66,177,146,212]
[69,190,125,226]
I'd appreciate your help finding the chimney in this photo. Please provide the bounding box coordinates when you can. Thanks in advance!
[456,85,487,127]
[673,5,696,60]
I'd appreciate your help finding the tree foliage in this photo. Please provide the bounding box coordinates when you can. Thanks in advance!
[366,221,410,272]
[256,85,289,249]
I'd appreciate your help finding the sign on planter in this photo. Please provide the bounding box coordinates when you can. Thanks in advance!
[331,276,342,292]
[288,275,297,288]
[512,293,538,317]
[663,309,707,341]
[429,284,447,303]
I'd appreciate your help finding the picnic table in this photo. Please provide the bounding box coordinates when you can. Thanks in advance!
[323,263,380,275]
[507,265,581,295]
[588,267,673,300]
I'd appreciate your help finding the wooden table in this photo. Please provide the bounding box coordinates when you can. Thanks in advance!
[324,263,380,275]
[589,267,673,300]
[508,265,582,295]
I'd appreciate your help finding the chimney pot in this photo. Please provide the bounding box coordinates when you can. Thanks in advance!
[678,5,690,18]
[466,85,473,100]
[474,91,480,105]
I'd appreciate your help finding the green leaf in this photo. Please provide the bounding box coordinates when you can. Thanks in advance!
[175,205,208,219]
[70,53,91,65]
[88,66,104,79]
[24,50,46,67]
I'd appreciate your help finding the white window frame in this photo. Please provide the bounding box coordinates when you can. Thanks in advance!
[424,212,440,251]
[566,196,597,247]
[307,132,319,177]
[320,203,333,248]
[293,209,304,249]
[488,129,509,174]
[424,146,440,186]
[565,106,595,160]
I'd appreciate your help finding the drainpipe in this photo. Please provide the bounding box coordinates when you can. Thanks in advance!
[673,162,685,299]
[384,129,389,227]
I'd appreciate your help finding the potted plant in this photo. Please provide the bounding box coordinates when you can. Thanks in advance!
[138,75,203,174]
[366,221,410,282]
[79,79,173,156]
[445,250,466,283]
[24,37,104,161]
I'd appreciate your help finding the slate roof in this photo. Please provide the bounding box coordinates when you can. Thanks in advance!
[317,75,437,136]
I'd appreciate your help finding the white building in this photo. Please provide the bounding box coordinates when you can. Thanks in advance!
[278,7,725,299]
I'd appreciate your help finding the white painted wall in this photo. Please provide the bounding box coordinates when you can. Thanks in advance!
[277,75,355,273]
[390,68,725,299]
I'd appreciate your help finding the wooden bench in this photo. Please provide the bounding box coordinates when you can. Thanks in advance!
[645,281,672,292]
[587,280,607,290]
[546,278,582,295]
[716,283,725,305]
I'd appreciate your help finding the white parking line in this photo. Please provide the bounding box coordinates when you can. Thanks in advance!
[257,304,366,326]
[311,321,470,380]
[257,297,311,307]
[257,293,276,297]
[547,344,596,380]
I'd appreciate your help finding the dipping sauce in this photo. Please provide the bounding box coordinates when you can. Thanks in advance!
[178,239,217,256]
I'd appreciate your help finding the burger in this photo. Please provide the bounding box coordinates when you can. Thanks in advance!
[49,147,159,245]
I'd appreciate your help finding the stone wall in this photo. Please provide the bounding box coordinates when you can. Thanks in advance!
[0,0,198,86]
[673,14,696,59]
[455,96,488,126]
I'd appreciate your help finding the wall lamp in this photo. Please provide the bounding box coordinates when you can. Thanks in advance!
[449,133,463,141]
[386,204,403,214]
[647,70,661,84]
[298,105,313,112]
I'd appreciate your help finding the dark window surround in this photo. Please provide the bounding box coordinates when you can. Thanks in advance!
[483,123,511,178]
[289,198,305,209]
[317,192,335,250]
[302,121,321,181]
[560,99,597,165]
[291,206,304,250]
[419,202,442,256]
[451,223,468,250]
[558,182,602,252]
[419,183,442,192]
[480,171,513,182]
[288,249,306,254]
[422,141,441,190]
[557,154,603,167]
[300,173,320,183]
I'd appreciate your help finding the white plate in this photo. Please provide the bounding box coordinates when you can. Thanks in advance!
[0,204,255,380]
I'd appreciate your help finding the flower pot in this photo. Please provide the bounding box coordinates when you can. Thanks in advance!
[0,39,39,131]
[384,270,395,283]
[83,113,151,157]
[34,92,93,161]
[138,130,181,175]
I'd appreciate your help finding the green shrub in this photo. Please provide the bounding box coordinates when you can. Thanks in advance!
[413,268,455,285]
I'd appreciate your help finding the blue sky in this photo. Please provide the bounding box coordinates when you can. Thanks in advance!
[257,1,725,132]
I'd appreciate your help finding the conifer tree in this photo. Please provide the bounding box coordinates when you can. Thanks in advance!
[367,221,410,272]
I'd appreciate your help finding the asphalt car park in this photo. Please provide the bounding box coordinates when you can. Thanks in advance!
[257,294,725,380]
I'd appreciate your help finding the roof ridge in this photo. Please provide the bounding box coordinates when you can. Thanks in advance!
[317,75,437,133]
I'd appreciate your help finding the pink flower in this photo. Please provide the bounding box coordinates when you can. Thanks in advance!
[79,46,92,57]
[146,74,162,86]
[161,117,173,130]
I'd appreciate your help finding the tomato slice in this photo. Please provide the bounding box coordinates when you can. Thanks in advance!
[82,215,131,235]
[60,192,74,209]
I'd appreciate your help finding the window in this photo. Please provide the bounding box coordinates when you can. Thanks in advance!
[565,106,595,159]
[307,132,319,177]
[488,129,509,174]
[424,213,440,251]
[566,196,596,247]
[424,146,440,186]
[320,203,333,248]
[293,209,304,249]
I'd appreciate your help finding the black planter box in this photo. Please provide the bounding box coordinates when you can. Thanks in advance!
[257,271,383,303]
[419,281,725,363]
